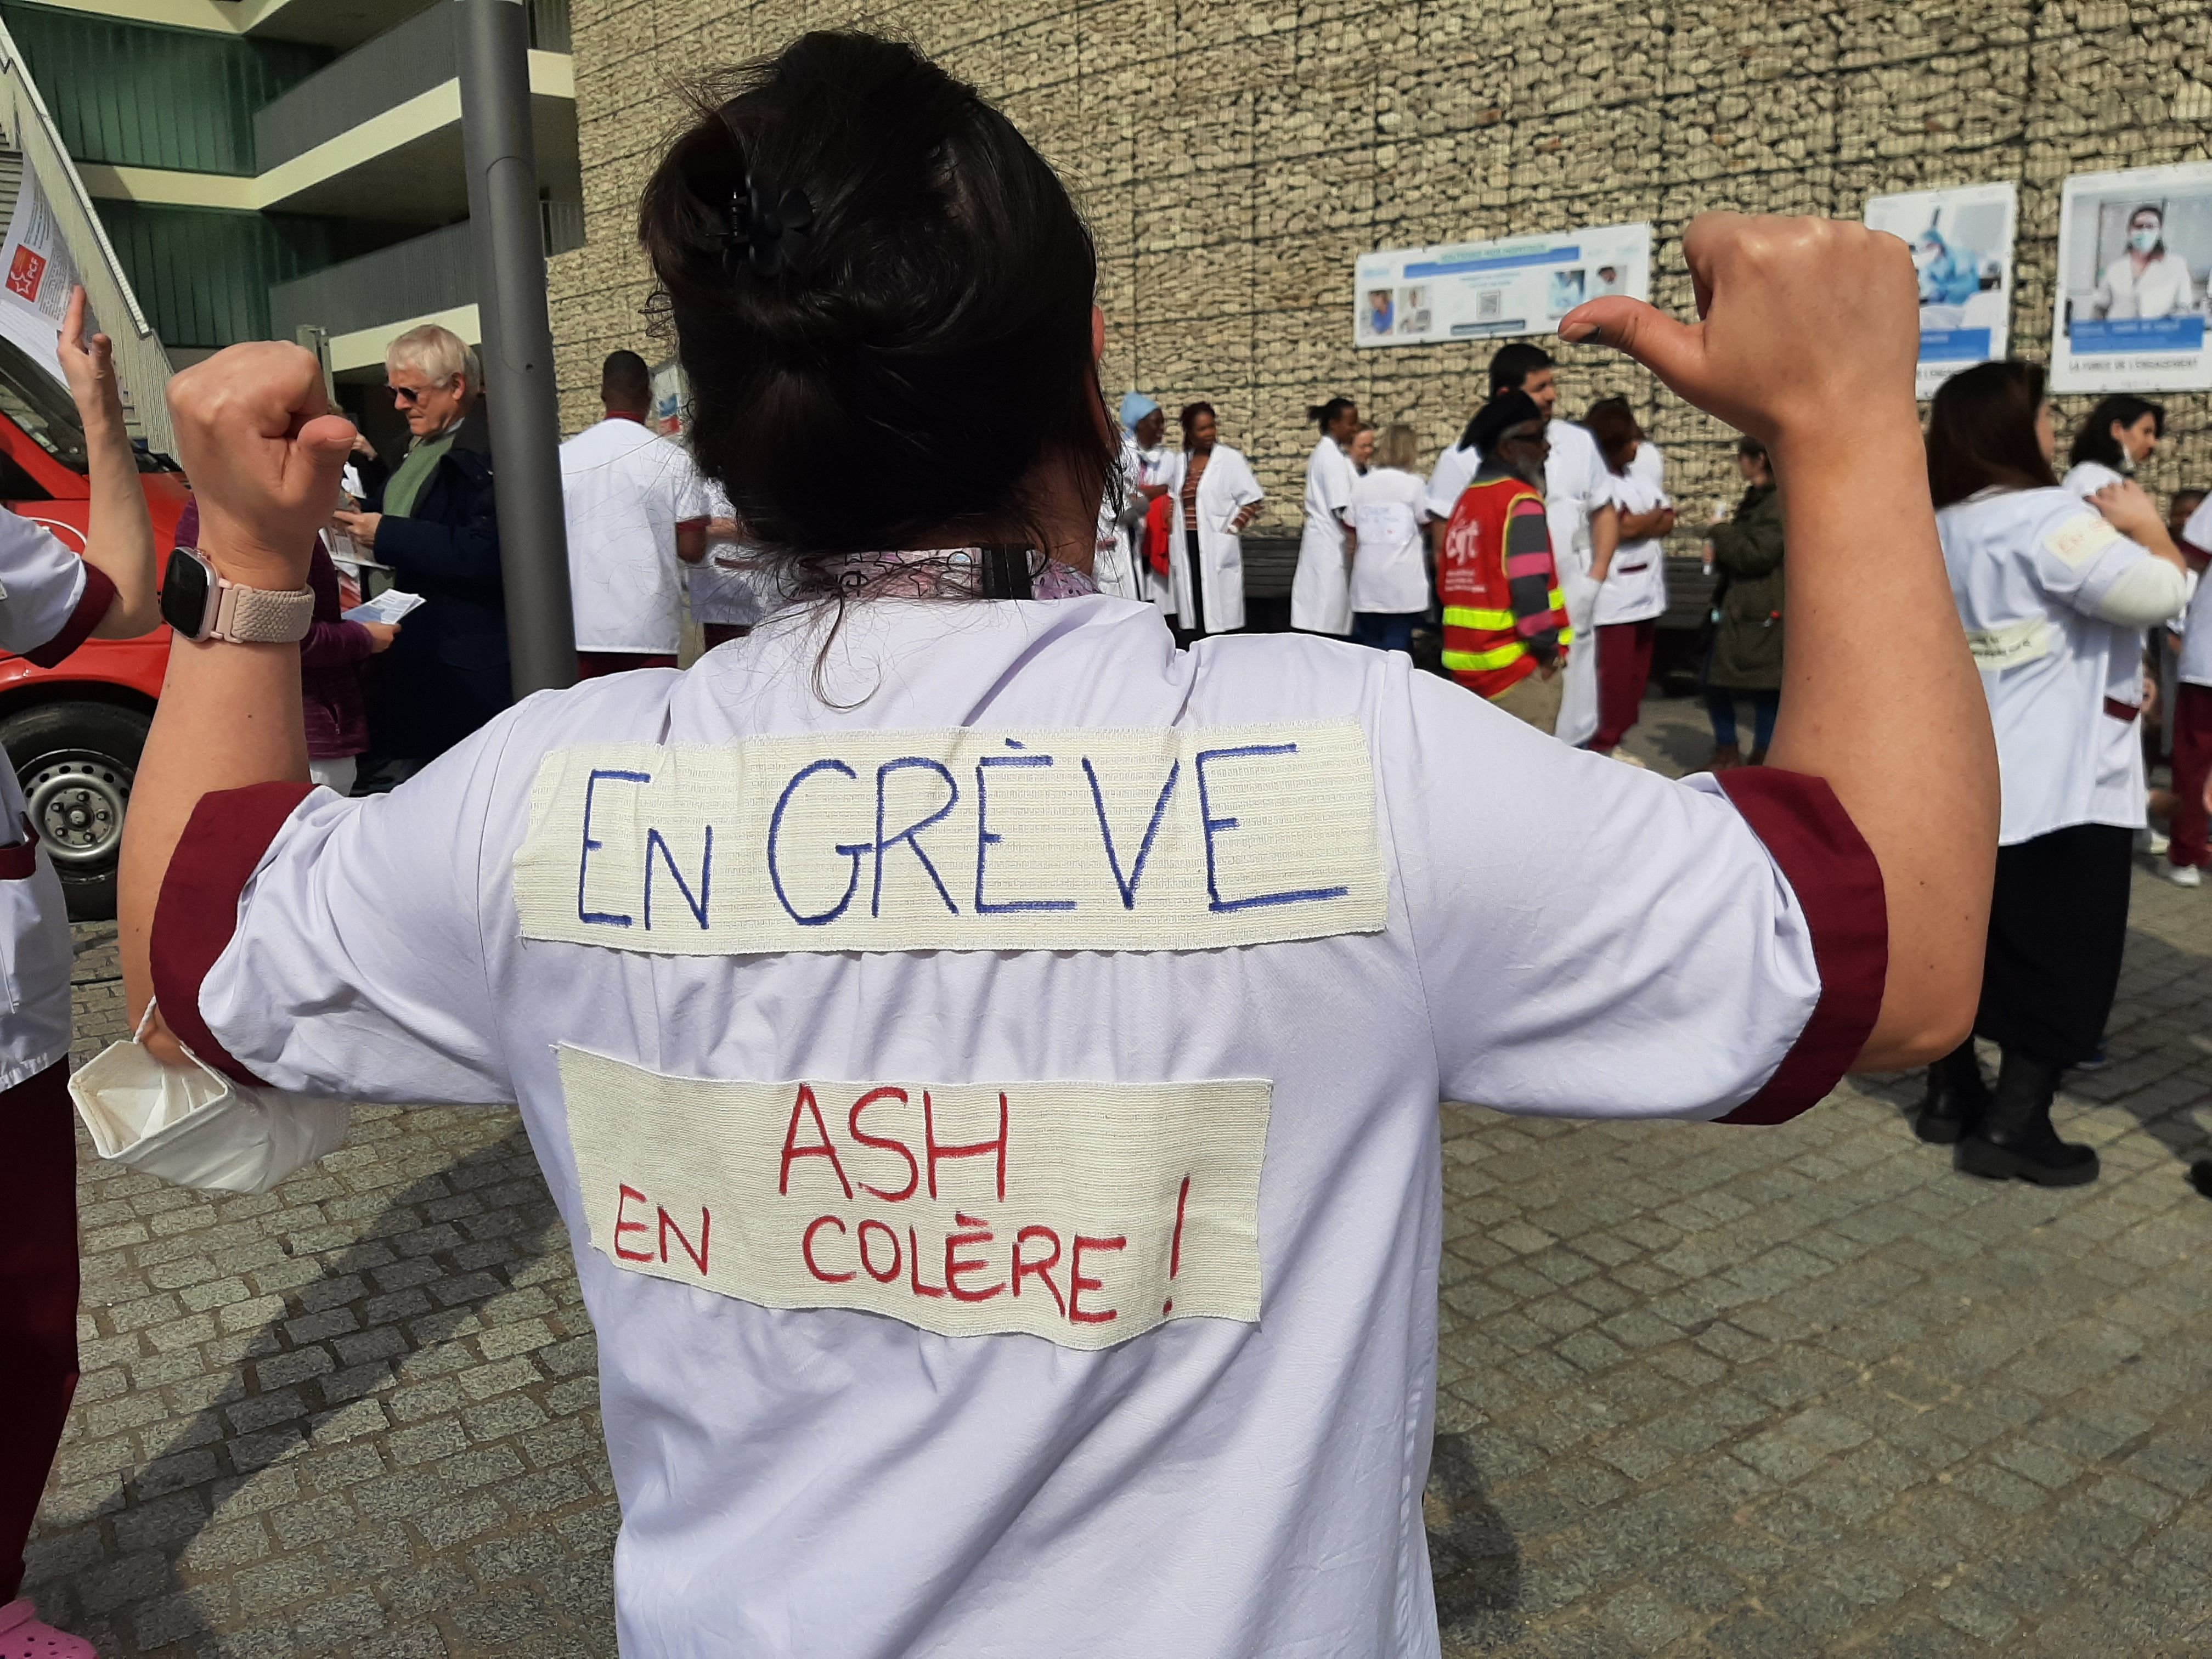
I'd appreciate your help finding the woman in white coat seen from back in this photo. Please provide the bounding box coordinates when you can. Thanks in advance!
[1166,400,1262,641]
[1914,360,2189,1185]
[1346,421,1431,653]
[1290,397,1358,635]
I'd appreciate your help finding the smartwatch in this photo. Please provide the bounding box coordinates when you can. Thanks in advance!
[160,547,315,644]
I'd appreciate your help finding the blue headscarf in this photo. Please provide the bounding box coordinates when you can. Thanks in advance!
[1119,391,1160,430]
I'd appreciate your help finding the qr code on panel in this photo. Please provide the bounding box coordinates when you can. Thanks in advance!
[1476,289,1502,320]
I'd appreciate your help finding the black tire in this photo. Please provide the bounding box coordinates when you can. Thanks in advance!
[0,700,149,922]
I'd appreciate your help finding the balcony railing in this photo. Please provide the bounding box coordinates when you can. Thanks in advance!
[253,0,572,172]
[268,200,584,343]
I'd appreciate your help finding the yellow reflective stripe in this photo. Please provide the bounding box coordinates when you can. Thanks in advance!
[1442,605,1515,630]
[1548,588,1566,611]
[1559,625,1575,646]
[1441,642,1528,672]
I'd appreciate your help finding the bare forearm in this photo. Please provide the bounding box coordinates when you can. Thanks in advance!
[1765,424,1996,1070]
[83,409,159,636]
[1587,504,1620,584]
[120,640,308,1026]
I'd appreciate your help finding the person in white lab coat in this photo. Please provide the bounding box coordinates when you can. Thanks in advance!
[1289,397,1359,634]
[1346,423,1431,652]
[1,288,161,1659]
[1583,399,1675,758]
[1914,360,2189,1184]
[108,32,2000,1656]
[1166,401,1263,639]
[1112,393,1177,614]
[689,481,778,651]
[2090,205,2197,320]
[2059,393,2164,498]
[560,351,711,676]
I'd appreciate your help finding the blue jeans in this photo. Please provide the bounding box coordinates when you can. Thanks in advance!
[1706,688,1779,752]
[1352,611,1423,653]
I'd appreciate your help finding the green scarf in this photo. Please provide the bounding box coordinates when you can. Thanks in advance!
[382,427,459,520]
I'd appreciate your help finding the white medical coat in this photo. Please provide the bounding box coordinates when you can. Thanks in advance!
[2093,252,2195,320]
[1347,465,1430,616]
[2181,496,2212,689]
[0,509,105,1087]
[1093,437,1148,602]
[1938,487,2158,843]
[1290,435,1356,633]
[1594,468,1671,627]
[1166,444,1263,633]
[153,594,1883,1659]
[1546,420,1608,747]
[560,417,712,654]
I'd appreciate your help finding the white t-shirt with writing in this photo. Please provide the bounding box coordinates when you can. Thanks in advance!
[560,417,712,654]
[0,508,101,1085]
[167,600,1881,1659]
[1593,468,1671,627]
[1938,487,2153,842]
[1347,465,1430,615]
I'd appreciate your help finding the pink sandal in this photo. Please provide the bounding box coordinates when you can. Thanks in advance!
[0,1600,95,1658]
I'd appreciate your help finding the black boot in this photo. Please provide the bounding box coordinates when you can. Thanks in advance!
[1914,1041,1987,1145]
[1957,1049,2098,1187]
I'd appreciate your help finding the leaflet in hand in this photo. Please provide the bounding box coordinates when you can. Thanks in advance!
[342,589,426,625]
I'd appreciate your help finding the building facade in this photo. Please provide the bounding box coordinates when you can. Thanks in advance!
[2,0,580,447]
[549,1,2212,527]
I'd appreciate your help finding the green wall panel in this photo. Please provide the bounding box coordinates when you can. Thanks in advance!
[1,2,329,175]
[92,201,358,348]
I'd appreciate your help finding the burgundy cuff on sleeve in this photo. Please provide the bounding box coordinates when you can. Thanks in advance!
[24,562,118,668]
[149,781,314,1087]
[1713,768,1888,1126]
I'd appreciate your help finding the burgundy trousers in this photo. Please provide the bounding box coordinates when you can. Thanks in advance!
[0,1061,77,1601]
[1592,618,1656,752]
[2170,681,2212,871]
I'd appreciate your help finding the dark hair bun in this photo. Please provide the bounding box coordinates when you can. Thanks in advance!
[639,32,1113,571]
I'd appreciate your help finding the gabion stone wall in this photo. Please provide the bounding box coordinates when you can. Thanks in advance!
[548,2,2212,531]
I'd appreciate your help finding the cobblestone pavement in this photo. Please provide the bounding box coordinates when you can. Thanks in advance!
[26,693,2212,1657]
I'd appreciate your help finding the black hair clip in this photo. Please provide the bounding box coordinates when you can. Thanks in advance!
[722,175,814,278]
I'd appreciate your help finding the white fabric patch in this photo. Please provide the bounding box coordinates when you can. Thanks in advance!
[1965,616,2053,672]
[512,722,1386,955]
[557,1047,1272,1350]
[2045,516,2120,567]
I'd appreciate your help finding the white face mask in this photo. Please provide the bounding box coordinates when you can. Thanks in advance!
[68,999,350,1194]
[1914,244,1940,270]
[2130,227,2160,255]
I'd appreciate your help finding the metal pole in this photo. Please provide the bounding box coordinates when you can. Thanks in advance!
[456,0,574,695]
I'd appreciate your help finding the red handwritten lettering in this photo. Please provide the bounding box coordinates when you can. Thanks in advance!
[613,1184,654,1262]
[849,1086,919,1203]
[945,1211,1003,1303]
[778,1083,854,1199]
[924,1088,1008,1202]
[1069,1233,1126,1324]
[1011,1225,1065,1316]
[802,1215,853,1283]
[906,1226,947,1298]
[658,1206,711,1274]
[857,1219,901,1283]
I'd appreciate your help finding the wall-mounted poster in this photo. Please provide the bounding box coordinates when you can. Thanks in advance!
[1864,182,2016,397]
[2052,162,2212,393]
[1353,224,1652,348]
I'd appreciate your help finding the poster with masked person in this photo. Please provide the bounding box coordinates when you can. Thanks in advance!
[1864,182,2016,398]
[2052,162,2212,393]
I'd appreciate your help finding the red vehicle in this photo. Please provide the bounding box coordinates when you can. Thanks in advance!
[0,363,186,919]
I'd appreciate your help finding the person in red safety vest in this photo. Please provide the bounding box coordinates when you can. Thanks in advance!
[1438,390,1572,731]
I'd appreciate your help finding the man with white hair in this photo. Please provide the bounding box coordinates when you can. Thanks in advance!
[332,323,509,760]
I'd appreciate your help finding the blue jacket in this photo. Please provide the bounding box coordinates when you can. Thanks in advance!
[367,410,512,759]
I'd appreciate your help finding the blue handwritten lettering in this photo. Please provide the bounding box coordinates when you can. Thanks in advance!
[578,769,651,927]
[645,826,713,930]
[974,754,1075,914]
[873,757,960,917]
[768,759,866,927]
[1084,756,1179,910]
[1193,743,1350,913]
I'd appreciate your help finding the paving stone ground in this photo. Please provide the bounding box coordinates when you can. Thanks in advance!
[26,692,2212,1657]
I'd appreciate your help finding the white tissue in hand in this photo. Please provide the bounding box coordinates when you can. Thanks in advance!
[70,1039,349,1194]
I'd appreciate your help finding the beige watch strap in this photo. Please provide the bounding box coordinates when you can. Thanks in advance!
[211,580,316,644]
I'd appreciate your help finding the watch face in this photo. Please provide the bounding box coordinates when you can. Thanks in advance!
[160,547,212,639]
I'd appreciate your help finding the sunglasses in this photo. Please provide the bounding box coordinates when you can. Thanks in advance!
[388,379,450,406]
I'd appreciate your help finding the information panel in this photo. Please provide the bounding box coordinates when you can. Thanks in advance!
[1353,224,1652,348]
